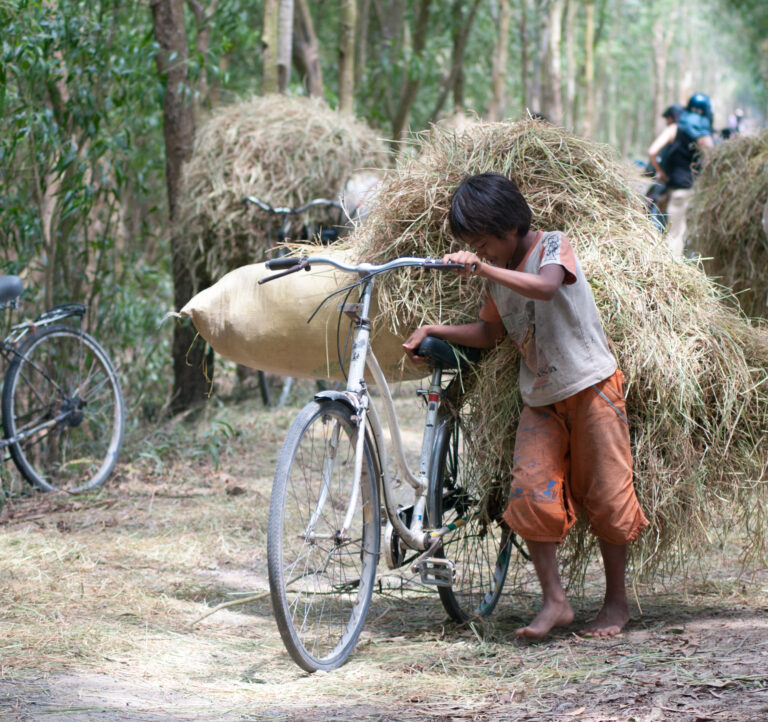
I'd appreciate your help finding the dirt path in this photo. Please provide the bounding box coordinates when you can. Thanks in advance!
[1,399,767,721]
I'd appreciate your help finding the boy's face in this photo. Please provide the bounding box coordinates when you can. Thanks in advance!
[467,229,519,267]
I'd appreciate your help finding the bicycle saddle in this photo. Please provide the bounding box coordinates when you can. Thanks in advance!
[0,275,23,304]
[416,336,483,370]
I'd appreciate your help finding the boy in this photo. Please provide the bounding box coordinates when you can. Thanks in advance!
[403,173,648,639]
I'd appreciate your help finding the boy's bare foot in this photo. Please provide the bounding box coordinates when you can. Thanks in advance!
[579,601,629,637]
[515,599,574,639]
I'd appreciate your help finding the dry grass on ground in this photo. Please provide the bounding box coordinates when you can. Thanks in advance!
[1,389,767,721]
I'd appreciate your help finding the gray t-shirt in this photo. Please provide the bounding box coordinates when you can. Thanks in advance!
[479,231,617,407]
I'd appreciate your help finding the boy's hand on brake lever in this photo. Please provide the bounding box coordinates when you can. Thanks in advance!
[443,250,481,277]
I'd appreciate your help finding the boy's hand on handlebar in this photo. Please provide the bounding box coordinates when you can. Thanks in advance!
[443,250,481,276]
[402,326,432,363]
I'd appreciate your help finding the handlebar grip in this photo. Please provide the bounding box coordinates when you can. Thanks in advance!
[266,257,305,270]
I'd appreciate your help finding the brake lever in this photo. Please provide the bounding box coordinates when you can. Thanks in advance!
[423,260,478,272]
[258,259,311,284]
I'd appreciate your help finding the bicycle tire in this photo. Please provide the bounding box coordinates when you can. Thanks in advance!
[2,324,125,493]
[427,416,512,621]
[267,400,380,671]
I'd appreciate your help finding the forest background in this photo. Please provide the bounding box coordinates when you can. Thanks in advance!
[2,0,767,425]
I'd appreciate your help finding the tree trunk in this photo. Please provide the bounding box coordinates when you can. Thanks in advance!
[488,0,511,122]
[262,0,279,93]
[339,0,356,114]
[428,0,481,123]
[354,0,371,88]
[293,0,324,96]
[151,0,211,414]
[186,0,219,119]
[371,0,406,121]
[520,0,529,112]
[540,0,564,126]
[277,0,294,92]
[581,0,595,136]
[564,0,577,128]
[391,0,431,144]
[651,17,671,137]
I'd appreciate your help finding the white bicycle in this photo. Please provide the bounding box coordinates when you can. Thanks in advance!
[260,255,523,672]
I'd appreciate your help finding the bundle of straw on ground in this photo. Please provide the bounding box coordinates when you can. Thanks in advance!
[688,130,768,318]
[178,94,390,282]
[352,119,768,586]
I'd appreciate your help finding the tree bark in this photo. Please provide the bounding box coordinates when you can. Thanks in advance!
[277,0,294,92]
[151,0,211,414]
[564,0,577,128]
[186,0,219,119]
[293,0,324,96]
[428,0,481,123]
[488,0,511,121]
[262,0,279,93]
[520,0,529,112]
[540,0,564,126]
[391,0,431,143]
[581,0,595,136]
[354,0,371,88]
[651,17,672,137]
[339,0,356,113]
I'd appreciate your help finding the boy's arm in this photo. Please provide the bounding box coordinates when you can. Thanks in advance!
[444,250,566,301]
[402,320,505,363]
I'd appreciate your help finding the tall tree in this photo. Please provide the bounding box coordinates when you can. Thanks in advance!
[277,0,294,92]
[488,0,512,121]
[151,0,210,413]
[339,0,357,113]
[293,0,324,96]
[540,0,564,125]
[354,0,372,88]
[429,0,482,122]
[520,0,530,111]
[581,0,595,136]
[651,15,673,136]
[262,0,279,93]
[391,0,432,142]
[564,0,578,128]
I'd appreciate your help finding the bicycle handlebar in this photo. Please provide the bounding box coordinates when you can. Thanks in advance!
[259,255,468,285]
[243,196,344,215]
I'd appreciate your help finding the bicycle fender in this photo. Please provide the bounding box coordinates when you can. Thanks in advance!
[313,389,361,413]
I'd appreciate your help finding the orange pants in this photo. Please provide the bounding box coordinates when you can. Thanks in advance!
[502,370,649,545]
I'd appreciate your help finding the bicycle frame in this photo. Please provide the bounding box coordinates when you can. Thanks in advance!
[273,257,457,555]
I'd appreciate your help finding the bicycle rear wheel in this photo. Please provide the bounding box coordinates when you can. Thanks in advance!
[2,324,125,493]
[267,400,380,671]
[428,417,512,621]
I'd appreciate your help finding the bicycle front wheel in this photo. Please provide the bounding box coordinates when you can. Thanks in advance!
[267,400,380,672]
[2,324,125,493]
[428,417,512,621]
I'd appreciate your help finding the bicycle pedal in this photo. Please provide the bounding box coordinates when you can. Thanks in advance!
[416,557,455,587]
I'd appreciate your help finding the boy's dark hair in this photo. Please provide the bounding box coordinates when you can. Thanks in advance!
[448,173,532,241]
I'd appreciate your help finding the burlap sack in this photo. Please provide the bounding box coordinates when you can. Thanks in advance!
[179,257,425,382]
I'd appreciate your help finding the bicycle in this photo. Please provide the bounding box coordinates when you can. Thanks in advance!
[0,275,125,495]
[242,196,347,408]
[259,254,525,672]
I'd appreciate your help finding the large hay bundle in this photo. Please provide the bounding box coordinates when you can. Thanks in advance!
[178,94,390,281]
[352,120,768,584]
[688,131,768,318]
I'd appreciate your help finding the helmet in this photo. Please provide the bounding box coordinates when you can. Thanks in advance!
[686,93,713,126]
[662,104,684,122]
